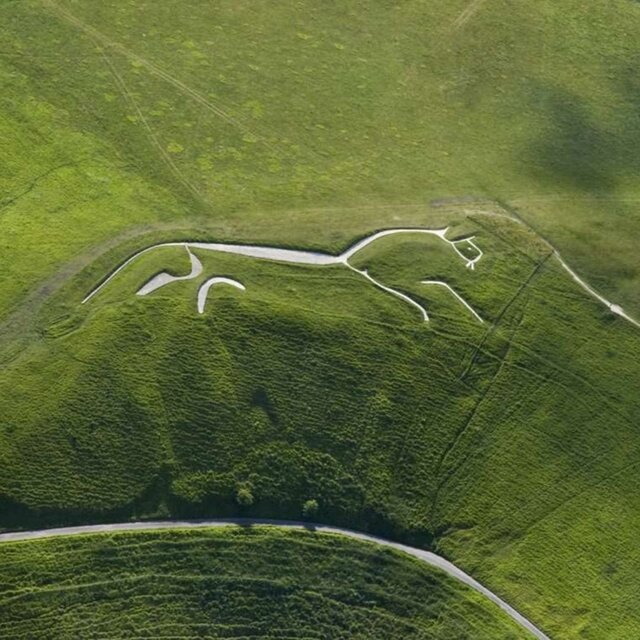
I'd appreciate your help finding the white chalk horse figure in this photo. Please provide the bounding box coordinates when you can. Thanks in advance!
[83,228,484,323]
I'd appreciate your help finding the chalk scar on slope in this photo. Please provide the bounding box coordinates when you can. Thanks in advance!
[347,264,430,322]
[137,247,203,296]
[82,228,485,324]
[421,280,484,323]
[197,277,246,314]
[0,518,551,640]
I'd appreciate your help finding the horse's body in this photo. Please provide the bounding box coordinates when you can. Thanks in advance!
[83,228,484,323]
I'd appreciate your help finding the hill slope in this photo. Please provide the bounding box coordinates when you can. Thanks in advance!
[2,2,640,639]
[1,214,639,637]
[0,527,535,639]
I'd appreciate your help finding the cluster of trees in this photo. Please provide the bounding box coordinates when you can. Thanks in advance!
[235,482,319,519]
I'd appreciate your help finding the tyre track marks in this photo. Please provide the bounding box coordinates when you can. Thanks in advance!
[41,0,276,154]
[99,51,205,202]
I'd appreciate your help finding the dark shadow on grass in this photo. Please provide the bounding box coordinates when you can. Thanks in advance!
[526,85,614,192]
[524,68,640,193]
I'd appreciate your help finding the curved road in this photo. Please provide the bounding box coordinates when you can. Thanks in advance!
[0,518,550,640]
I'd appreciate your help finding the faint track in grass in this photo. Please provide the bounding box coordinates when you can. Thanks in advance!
[451,0,490,32]
[98,51,205,202]
[432,298,531,508]
[491,431,638,540]
[0,161,81,216]
[509,457,640,543]
[428,258,550,521]
[459,253,552,381]
[0,518,551,640]
[41,0,277,154]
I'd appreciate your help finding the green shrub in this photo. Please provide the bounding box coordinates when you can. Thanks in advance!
[236,486,254,508]
[302,499,319,519]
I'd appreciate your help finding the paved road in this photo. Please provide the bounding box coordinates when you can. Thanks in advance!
[0,518,551,640]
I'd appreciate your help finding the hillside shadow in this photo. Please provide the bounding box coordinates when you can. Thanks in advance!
[527,87,613,191]
[524,66,640,192]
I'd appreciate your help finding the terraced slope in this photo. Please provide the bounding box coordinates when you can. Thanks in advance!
[0,527,535,639]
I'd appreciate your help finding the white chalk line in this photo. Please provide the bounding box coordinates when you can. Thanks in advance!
[197,277,245,314]
[347,263,430,322]
[0,518,550,640]
[137,246,203,296]
[82,241,186,303]
[421,280,484,323]
[452,237,483,270]
[81,228,484,323]
[463,208,640,329]
[553,252,640,328]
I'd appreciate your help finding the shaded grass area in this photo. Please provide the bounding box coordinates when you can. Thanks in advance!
[0,527,532,639]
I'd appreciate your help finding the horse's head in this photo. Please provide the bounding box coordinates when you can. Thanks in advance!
[341,229,484,324]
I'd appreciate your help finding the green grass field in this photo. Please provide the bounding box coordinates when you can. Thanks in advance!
[0,527,534,639]
[2,0,640,326]
[2,1,640,638]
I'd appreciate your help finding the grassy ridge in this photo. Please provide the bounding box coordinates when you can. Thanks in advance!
[0,527,533,639]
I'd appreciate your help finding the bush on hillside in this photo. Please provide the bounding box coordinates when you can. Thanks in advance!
[302,499,319,519]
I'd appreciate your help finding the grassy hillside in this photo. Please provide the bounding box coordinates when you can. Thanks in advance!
[0,527,534,639]
[2,2,640,639]
[1,214,639,638]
